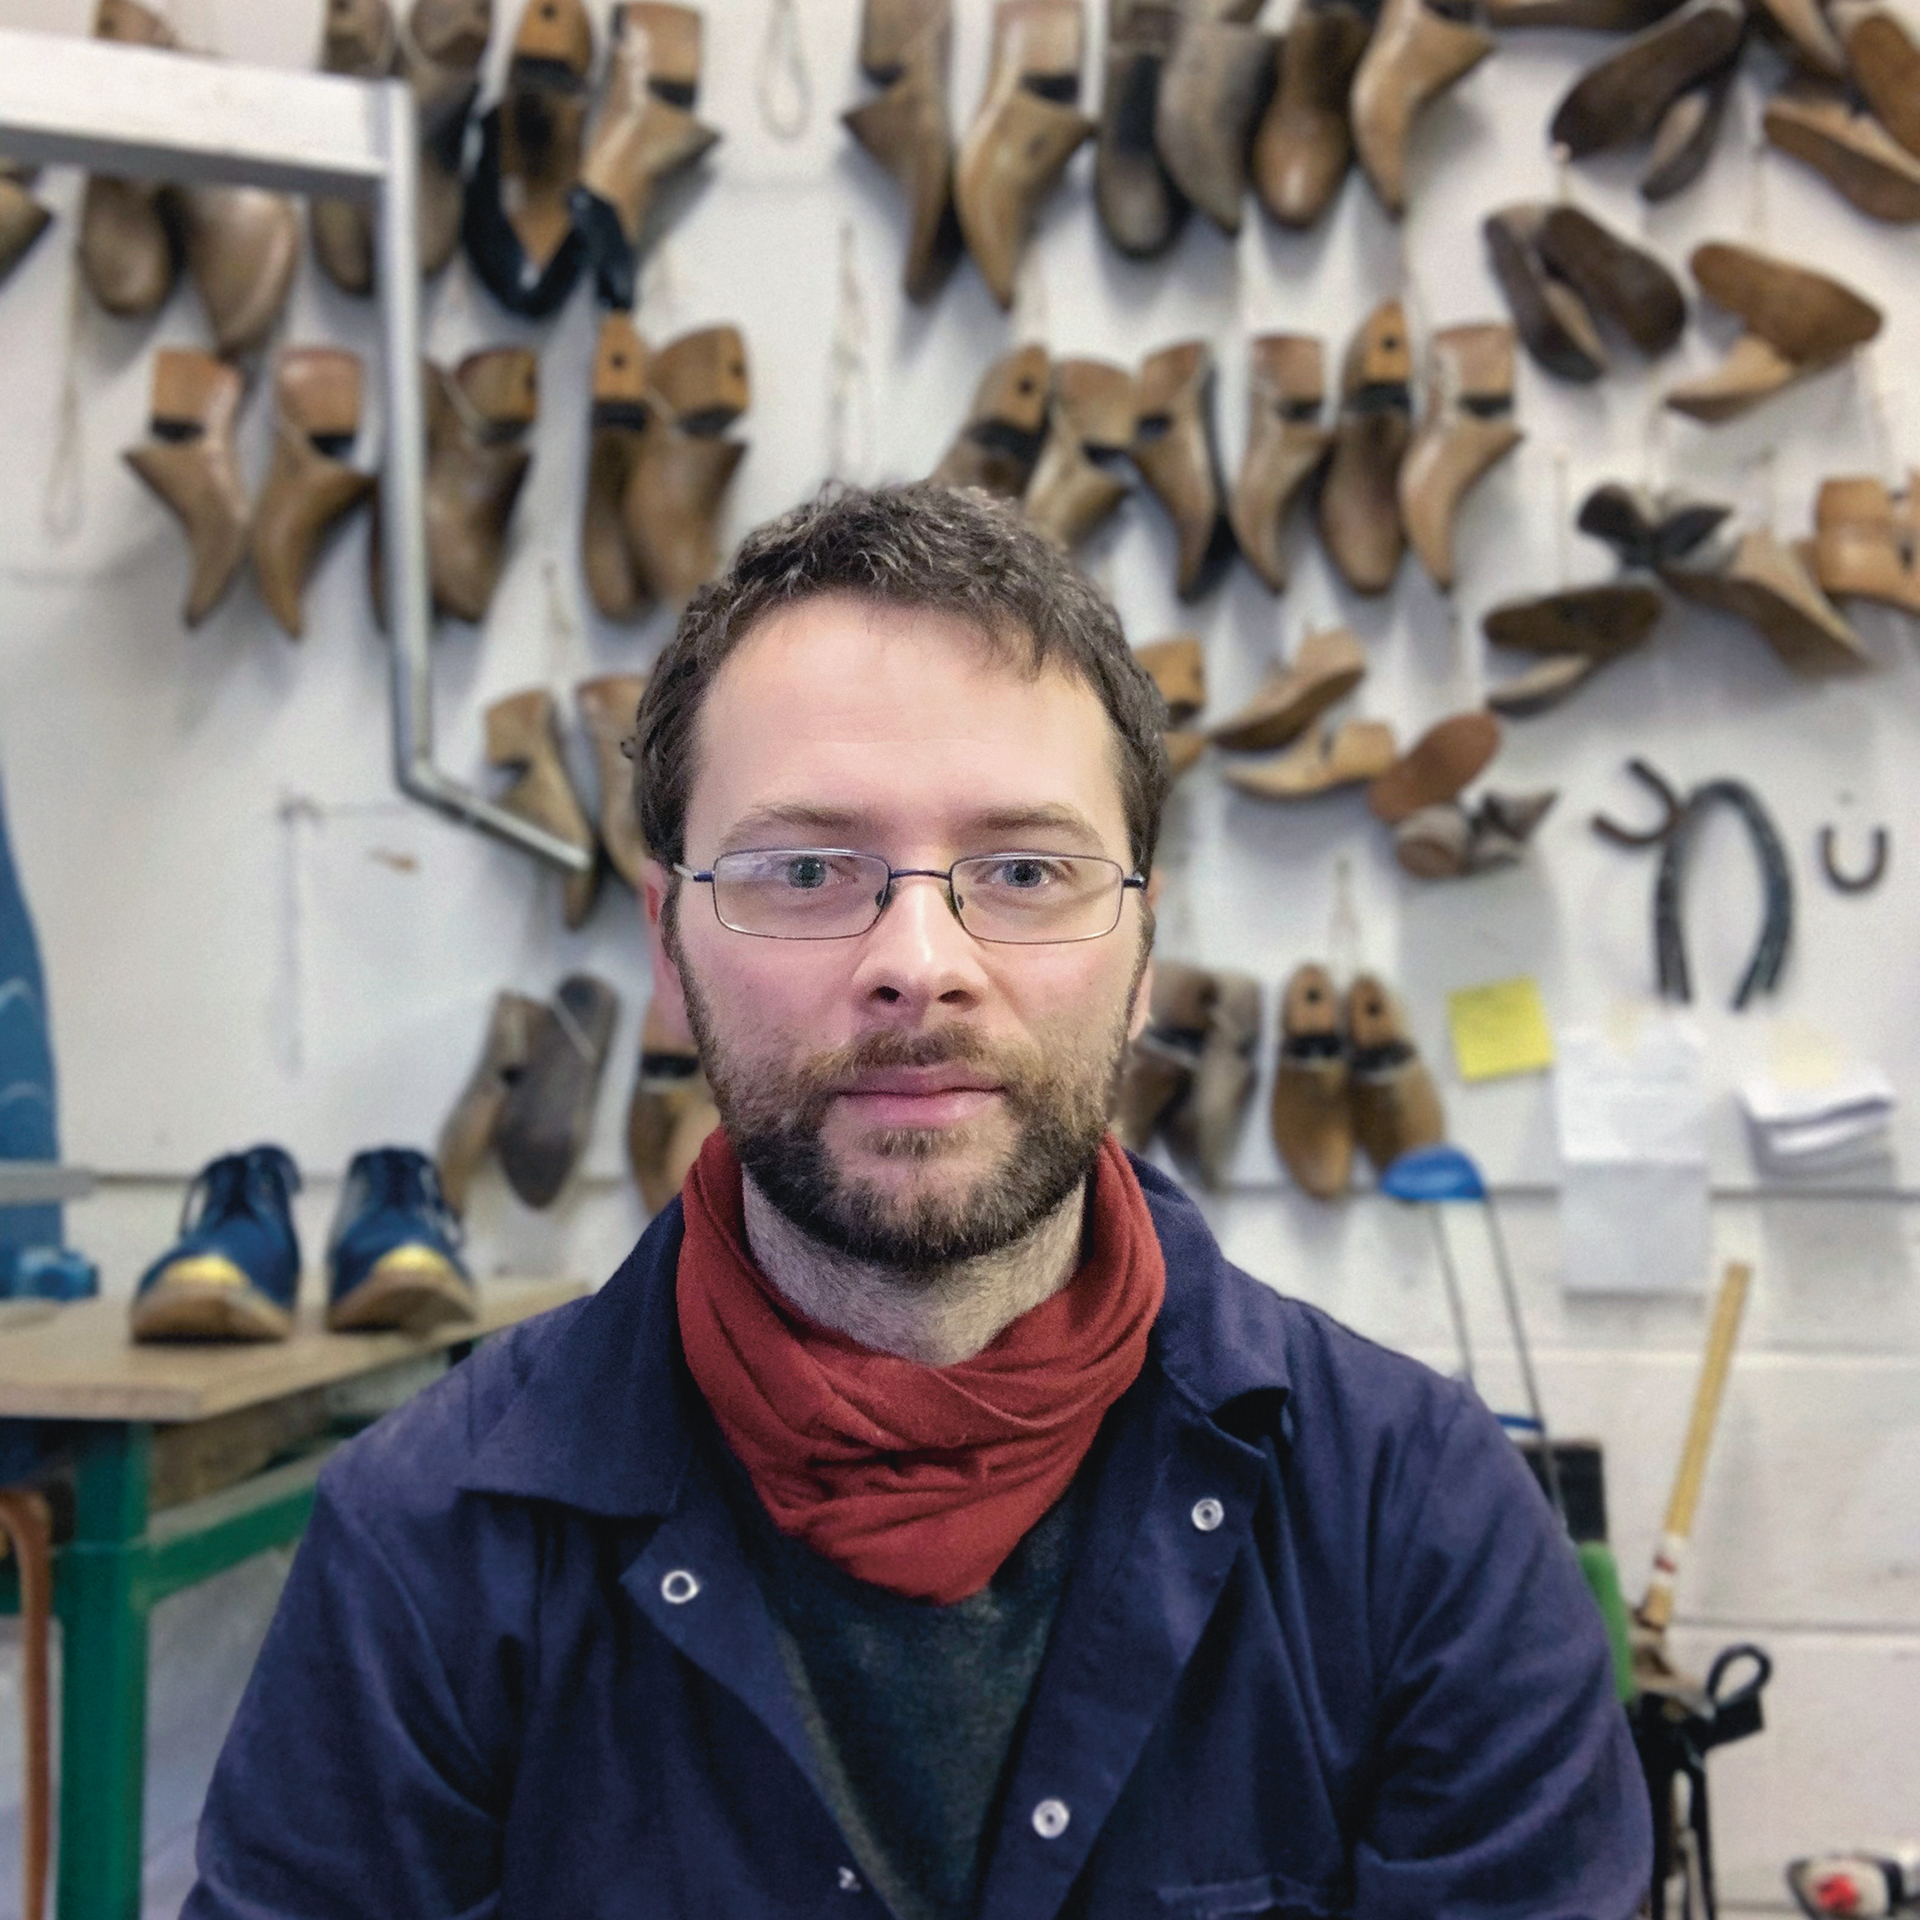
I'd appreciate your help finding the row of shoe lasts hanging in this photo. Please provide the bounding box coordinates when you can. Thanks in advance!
[113,311,749,637]
[428,945,1449,1215]
[844,0,1920,310]
[1116,958,1448,1200]
[0,0,744,640]
[52,0,721,323]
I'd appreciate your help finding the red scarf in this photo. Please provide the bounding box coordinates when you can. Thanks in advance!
[676,1128,1166,1604]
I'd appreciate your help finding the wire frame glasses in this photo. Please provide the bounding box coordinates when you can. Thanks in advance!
[674,849,1146,944]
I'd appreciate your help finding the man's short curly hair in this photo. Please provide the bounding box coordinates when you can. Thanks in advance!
[631,482,1172,876]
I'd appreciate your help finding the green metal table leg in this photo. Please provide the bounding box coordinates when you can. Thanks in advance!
[57,1421,151,1920]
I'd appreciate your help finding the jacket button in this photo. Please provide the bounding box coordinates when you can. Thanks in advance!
[1191,1497,1225,1532]
[837,1867,861,1892]
[661,1568,700,1604]
[1031,1798,1070,1839]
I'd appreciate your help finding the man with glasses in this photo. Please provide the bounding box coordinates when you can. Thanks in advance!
[187,486,1649,1920]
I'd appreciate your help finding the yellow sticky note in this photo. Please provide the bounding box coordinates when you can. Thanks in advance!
[1447,977,1555,1083]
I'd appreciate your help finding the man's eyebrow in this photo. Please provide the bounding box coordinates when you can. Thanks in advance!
[715,801,1110,850]
[719,803,871,848]
[960,804,1107,845]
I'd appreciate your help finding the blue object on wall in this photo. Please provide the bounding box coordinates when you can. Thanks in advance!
[0,766,62,1260]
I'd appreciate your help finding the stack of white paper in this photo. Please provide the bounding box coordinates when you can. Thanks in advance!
[1739,1068,1897,1178]
[1553,1016,1712,1297]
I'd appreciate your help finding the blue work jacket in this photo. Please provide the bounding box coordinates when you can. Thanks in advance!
[185,1158,1651,1920]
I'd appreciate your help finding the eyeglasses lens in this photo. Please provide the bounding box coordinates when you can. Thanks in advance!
[708,851,1127,942]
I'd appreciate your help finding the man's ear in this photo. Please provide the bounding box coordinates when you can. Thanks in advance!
[641,857,696,1048]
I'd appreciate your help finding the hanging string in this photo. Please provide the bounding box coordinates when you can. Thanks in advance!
[1639,392,1667,494]
[1860,344,1895,488]
[1745,88,1770,244]
[1753,447,1778,536]
[541,553,582,682]
[1326,855,1362,981]
[1010,241,1050,349]
[42,259,85,543]
[1553,445,1571,588]
[827,220,873,484]
[1397,221,1430,352]
[756,0,811,141]
[275,794,323,1077]
[1446,603,1477,712]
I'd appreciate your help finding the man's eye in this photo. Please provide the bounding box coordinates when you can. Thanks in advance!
[989,858,1061,890]
[783,856,831,890]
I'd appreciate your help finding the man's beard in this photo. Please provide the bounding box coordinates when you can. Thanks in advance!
[678,972,1138,1271]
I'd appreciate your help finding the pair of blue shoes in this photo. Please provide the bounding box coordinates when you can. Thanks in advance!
[130,1145,474,1343]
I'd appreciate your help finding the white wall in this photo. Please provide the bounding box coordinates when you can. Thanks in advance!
[0,0,1916,1910]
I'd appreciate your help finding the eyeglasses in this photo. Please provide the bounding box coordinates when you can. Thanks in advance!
[673,849,1147,944]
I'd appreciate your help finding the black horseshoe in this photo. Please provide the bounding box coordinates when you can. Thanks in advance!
[1592,758,1685,849]
[1819,824,1888,895]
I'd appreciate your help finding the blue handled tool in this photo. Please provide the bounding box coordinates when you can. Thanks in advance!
[1381,1143,1565,1524]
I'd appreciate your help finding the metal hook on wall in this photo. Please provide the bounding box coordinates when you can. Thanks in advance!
[1818,823,1889,895]
[1591,758,1685,848]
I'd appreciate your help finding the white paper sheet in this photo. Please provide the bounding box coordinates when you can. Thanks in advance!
[1554,1016,1711,1296]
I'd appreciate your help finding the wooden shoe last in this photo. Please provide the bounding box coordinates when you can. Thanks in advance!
[1230,334,1331,591]
[1320,301,1412,594]
[1367,710,1500,824]
[956,1,1096,308]
[572,3,722,307]
[462,0,593,316]
[1659,527,1870,676]
[846,0,961,298]
[251,349,376,639]
[79,0,180,318]
[1350,0,1493,216]
[932,344,1051,497]
[576,674,650,890]
[436,989,543,1215]
[1224,718,1397,798]
[1023,358,1134,549]
[1807,474,1920,612]
[1484,205,1608,382]
[1763,83,1920,221]
[123,349,250,627]
[1208,626,1365,751]
[628,1002,719,1213]
[1398,322,1522,591]
[1254,4,1368,229]
[1347,974,1445,1175]
[486,688,601,928]
[1270,963,1352,1199]
[312,0,401,294]
[1096,0,1187,256]
[1132,341,1234,600]
[1155,13,1277,233]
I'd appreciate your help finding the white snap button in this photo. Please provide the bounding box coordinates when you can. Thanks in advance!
[1031,1798,1070,1839]
[837,1867,861,1892]
[1191,1497,1225,1532]
[661,1568,700,1604]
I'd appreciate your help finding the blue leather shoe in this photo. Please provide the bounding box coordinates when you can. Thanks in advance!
[130,1145,301,1342]
[326,1147,474,1334]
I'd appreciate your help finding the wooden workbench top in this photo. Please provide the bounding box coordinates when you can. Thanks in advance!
[0,1279,587,1423]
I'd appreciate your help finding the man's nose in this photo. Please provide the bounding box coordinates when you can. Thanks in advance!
[847,872,989,1011]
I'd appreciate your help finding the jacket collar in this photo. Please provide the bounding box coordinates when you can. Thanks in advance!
[457,1151,1293,1519]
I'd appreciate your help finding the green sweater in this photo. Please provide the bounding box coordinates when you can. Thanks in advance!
[721,1449,1091,1920]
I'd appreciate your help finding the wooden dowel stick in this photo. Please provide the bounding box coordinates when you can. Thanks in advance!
[1638,1259,1752,1631]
